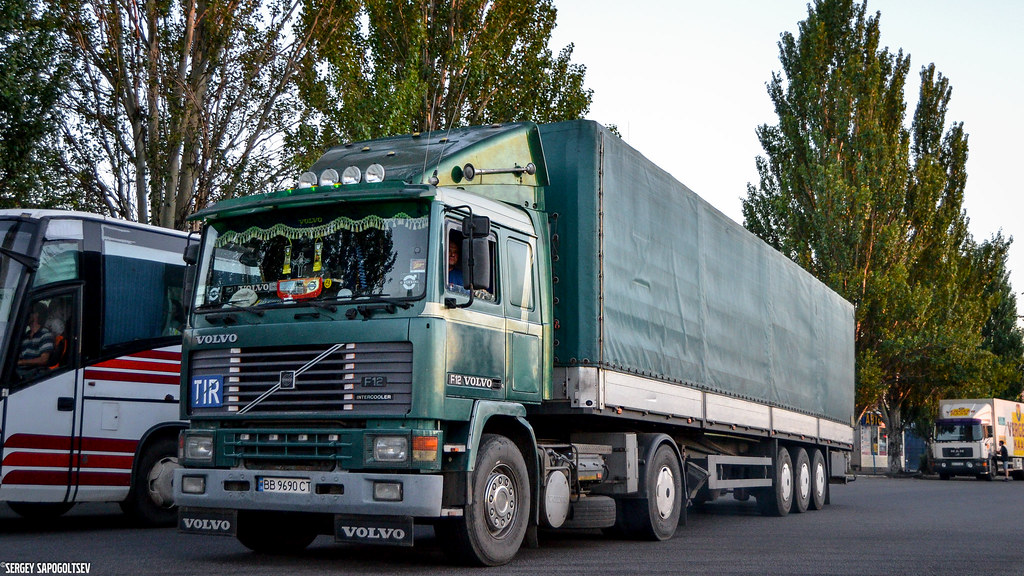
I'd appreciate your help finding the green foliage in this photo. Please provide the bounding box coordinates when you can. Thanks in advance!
[287,0,592,170]
[0,0,79,208]
[743,0,1021,469]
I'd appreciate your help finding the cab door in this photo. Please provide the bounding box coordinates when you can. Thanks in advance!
[0,289,81,503]
[504,236,542,403]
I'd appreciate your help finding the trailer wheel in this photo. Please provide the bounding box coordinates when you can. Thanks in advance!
[8,502,74,520]
[439,434,529,566]
[758,447,793,517]
[790,448,810,514]
[120,436,179,526]
[236,511,317,555]
[809,449,827,510]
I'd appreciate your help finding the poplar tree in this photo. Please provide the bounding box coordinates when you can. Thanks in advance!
[287,0,592,169]
[743,0,1016,471]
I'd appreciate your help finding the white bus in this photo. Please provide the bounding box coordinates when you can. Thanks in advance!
[0,210,188,524]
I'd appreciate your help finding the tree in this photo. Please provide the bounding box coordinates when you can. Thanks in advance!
[0,0,80,208]
[742,0,1013,472]
[50,0,354,229]
[287,0,592,169]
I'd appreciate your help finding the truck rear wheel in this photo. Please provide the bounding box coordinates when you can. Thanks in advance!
[439,434,529,566]
[809,449,827,510]
[615,443,682,540]
[790,447,811,514]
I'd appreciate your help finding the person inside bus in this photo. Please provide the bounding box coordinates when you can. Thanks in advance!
[18,301,55,370]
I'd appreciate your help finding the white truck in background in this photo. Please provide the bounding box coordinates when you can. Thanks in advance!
[932,398,1023,480]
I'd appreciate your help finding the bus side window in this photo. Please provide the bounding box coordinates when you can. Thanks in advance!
[102,226,186,348]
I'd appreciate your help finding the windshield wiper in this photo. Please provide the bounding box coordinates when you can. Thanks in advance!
[0,247,38,271]
[345,294,413,320]
[197,304,265,324]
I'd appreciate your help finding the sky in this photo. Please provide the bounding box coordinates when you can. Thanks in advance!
[548,0,1024,318]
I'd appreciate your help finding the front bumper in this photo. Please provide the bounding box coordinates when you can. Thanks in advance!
[173,468,444,517]
[935,458,989,475]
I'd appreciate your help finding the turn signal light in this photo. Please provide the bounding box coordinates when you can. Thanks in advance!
[412,435,439,462]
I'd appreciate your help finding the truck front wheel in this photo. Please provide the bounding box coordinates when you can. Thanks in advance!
[439,434,529,566]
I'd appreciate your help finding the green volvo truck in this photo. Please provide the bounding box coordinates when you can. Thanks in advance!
[173,120,855,566]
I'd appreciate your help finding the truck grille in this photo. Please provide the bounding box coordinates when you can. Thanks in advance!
[190,342,412,415]
[942,447,972,458]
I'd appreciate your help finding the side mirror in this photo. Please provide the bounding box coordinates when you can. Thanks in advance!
[182,242,200,316]
[462,237,491,290]
[462,216,490,239]
[183,243,200,265]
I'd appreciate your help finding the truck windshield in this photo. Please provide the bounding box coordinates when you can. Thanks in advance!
[195,202,429,310]
[0,219,39,363]
[934,422,984,442]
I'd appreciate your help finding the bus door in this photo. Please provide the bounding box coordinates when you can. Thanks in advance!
[0,289,81,502]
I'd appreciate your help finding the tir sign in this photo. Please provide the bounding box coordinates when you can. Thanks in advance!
[192,376,224,408]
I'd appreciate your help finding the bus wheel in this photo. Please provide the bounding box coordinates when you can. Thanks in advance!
[8,502,74,520]
[439,434,529,566]
[121,437,179,526]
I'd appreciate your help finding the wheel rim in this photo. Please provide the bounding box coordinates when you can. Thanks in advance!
[780,462,792,502]
[147,456,180,509]
[798,462,810,501]
[484,463,518,538]
[814,461,826,500]
[654,466,676,519]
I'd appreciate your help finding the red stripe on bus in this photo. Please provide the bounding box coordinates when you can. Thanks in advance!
[1,470,130,487]
[83,369,178,385]
[128,349,182,362]
[88,358,180,373]
[2,452,133,470]
[4,434,138,454]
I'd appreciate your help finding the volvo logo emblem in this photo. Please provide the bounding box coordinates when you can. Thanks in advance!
[196,333,238,345]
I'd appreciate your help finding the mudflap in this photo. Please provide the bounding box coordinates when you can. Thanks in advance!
[179,507,237,536]
[334,515,414,547]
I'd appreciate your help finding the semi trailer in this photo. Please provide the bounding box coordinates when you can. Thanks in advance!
[173,120,855,565]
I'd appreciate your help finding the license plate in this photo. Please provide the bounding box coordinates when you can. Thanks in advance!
[952,462,964,467]
[257,477,311,494]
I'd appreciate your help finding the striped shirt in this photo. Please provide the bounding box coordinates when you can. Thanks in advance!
[20,327,54,362]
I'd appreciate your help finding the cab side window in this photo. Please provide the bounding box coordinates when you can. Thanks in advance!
[506,239,534,310]
[446,220,498,303]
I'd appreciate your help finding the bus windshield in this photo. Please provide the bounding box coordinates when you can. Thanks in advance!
[934,421,984,442]
[0,219,39,360]
[195,202,430,310]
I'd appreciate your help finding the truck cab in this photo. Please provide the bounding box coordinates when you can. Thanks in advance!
[932,401,994,479]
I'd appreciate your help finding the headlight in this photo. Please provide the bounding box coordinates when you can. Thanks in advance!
[319,168,339,186]
[365,163,386,183]
[342,166,361,184]
[373,436,408,462]
[183,433,215,462]
[297,171,318,189]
